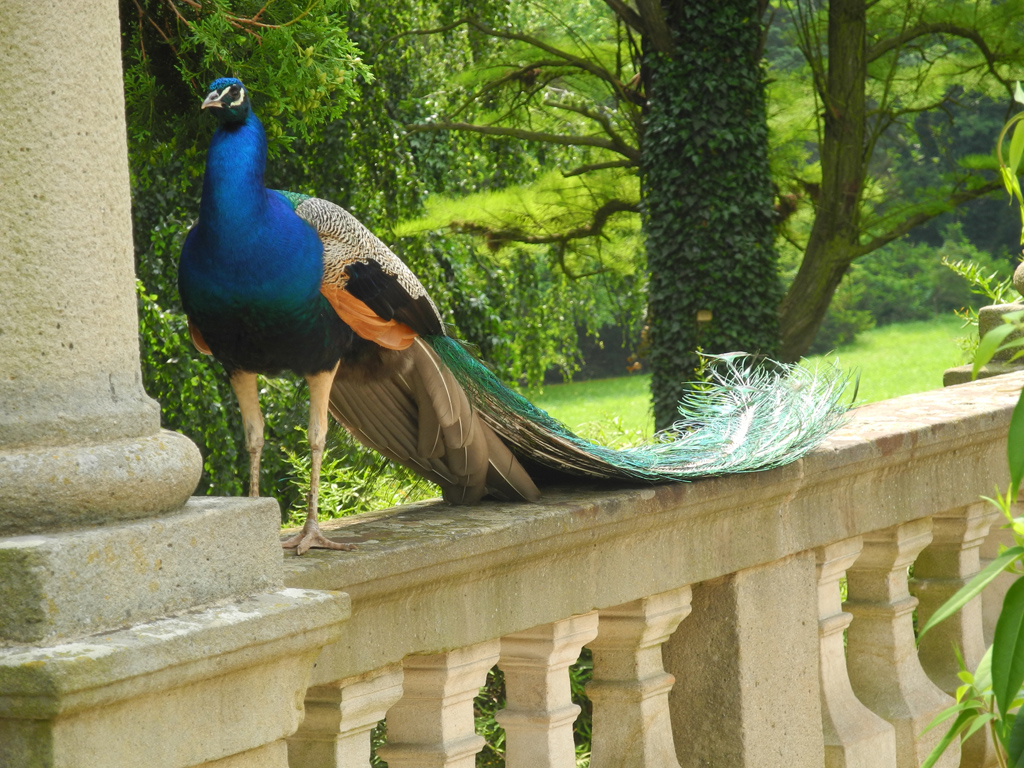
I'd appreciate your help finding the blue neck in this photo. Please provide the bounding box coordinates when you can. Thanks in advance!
[199,114,269,226]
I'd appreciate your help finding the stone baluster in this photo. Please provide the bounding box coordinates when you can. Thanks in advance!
[287,664,403,768]
[586,586,692,768]
[376,641,500,768]
[815,538,897,768]
[845,519,959,768]
[912,502,1002,768]
[664,553,825,767]
[496,612,599,768]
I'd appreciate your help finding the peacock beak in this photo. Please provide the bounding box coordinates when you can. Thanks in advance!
[201,91,225,110]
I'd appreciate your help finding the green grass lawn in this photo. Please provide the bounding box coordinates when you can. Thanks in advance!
[528,314,971,436]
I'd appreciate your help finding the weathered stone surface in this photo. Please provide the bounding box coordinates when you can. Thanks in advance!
[0,431,201,535]
[978,303,1024,361]
[0,497,284,645]
[587,590,688,768]
[0,589,350,768]
[815,538,897,768]
[499,613,599,768]
[377,641,500,768]
[0,0,159,450]
[846,521,958,768]
[0,0,202,529]
[287,664,404,768]
[279,373,1022,685]
[943,361,1022,387]
[665,554,824,767]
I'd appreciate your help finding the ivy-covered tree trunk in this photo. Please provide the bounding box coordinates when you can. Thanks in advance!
[778,0,866,361]
[642,0,782,429]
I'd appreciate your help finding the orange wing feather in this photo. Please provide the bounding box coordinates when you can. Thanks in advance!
[188,317,213,355]
[321,284,418,351]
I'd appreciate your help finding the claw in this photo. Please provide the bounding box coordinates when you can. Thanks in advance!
[282,517,356,555]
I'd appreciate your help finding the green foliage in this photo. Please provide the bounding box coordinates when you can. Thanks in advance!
[124,0,371,161]
[809,279,876,353]
[643,3,782,429]
[280,426,436,524]
[810,226,1014,353]
[919,308,1024,768]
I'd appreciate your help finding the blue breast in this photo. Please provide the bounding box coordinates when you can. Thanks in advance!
[178,115,356,374]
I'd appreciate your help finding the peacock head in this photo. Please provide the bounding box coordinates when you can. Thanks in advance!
[202,78,251,125]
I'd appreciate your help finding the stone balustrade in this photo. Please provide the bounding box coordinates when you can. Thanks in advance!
[5,4,1020,767]
[277,370,1023,768]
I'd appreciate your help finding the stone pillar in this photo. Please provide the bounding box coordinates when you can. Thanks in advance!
[377,641,501,768]
[0,0,200,530]
[664,553,825,768]
[0,4,351,767]
[287,664,404,768]
[815,538,897,768]
[845,519,959,768]
[496,612,599,768]
[586,586,692,768]
[913,503,1002,768]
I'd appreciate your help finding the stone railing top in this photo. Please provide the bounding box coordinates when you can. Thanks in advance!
[277,372,1022,680]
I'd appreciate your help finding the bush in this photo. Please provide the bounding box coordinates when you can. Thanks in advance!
[811,224,1013,351]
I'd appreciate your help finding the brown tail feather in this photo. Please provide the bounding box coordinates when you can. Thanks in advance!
[328,342,539,504]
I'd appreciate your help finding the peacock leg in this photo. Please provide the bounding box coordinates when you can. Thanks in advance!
[282,362,355,554]
[230,371,264,497]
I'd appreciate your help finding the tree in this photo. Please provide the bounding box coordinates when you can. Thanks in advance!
[775,0,1022,358]
[406,0,782,428]
[400,0,1024,396]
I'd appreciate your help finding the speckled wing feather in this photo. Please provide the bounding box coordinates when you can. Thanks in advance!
[293,197,444,346]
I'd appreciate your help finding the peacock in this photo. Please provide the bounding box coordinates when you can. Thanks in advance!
[178,78,851,555]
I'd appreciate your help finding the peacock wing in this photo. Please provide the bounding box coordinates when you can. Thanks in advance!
[290,195,444,349]
[327,340,540,504]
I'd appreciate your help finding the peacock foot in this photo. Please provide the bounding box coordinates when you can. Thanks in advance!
[281,517,356,556]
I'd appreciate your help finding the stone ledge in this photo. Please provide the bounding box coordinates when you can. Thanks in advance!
[943,362,1022,387]
[0,588,350,719]
[271,372,1022,682]
[0,496,284,645]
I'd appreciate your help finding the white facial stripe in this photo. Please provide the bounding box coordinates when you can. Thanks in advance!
[228,87,246,108]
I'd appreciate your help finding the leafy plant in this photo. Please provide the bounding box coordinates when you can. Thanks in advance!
[917,94,1024,768]
[280,425,436,524]
[917,306,1023,767]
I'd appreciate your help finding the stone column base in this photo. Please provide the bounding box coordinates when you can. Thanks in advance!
[0,588,350,768]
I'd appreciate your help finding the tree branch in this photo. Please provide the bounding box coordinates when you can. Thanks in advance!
[369,19,473,60]
[853,179,1003,258]
[601,0,646,36]
[562,159,638,177]
[461,18,637,105]
[450,198,639,251]
[543,99,637,158]
[405,120,642,162]
[867,22,1013,89]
